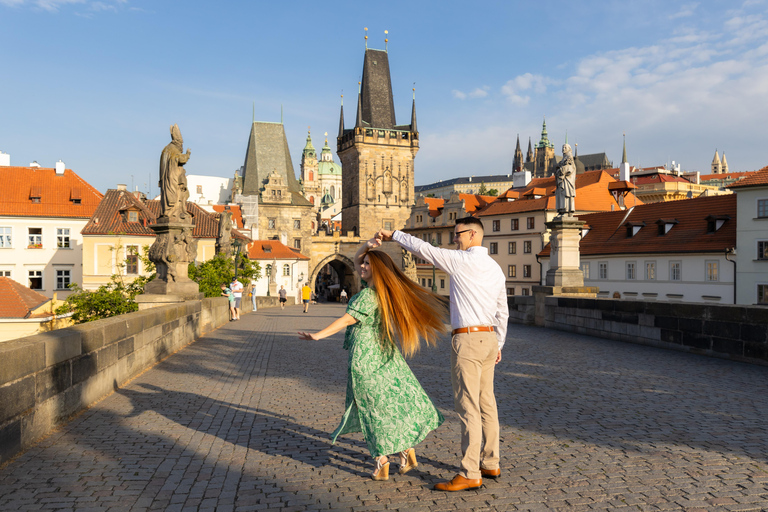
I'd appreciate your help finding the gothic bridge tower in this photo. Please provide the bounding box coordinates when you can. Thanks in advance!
[337,38,419,237]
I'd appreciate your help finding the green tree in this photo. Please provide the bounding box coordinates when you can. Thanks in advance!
[487,189,499,196]
[188,252,261,298]
[478,182,488,195]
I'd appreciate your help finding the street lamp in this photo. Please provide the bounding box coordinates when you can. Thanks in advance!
[431,237,438,293]
[232,238,242,281]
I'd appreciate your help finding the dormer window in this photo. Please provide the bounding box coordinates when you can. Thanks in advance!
[70,187,82,205]
[705,215,730,233]
[128,211,138,222]
[30,186,42,204]
[625,221,645,237]
[656,219,678,235]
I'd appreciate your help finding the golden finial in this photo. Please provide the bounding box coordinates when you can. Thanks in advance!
[364,27,368,49]
[324,131,328,144]
[385,30,389,52]
[308,125,311,133]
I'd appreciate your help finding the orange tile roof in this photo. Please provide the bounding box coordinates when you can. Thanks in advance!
[538,194,736,257]
[0,166,103,218]
[246,240,309,260]
[212,204,244,228]
[458,194,496,213]
[0,277,49,318]
[728,165,768,188]
[700,171,756,182]
[423,197,445,217]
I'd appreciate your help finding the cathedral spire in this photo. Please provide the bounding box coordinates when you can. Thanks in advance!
[338,95,345,138]
[410,88,418,133]
[513,134,523,172]
[526,136,533,163]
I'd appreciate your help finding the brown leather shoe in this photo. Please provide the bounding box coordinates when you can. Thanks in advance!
[480,467,500,478]
[434,474,483,491]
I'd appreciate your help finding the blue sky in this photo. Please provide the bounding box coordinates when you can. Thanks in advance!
[2,0,767,195]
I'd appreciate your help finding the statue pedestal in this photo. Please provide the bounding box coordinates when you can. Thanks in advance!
[140,217,201,308]
[545,215,586,287]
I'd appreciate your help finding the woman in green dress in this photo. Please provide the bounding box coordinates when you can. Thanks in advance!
[298,238,448,480]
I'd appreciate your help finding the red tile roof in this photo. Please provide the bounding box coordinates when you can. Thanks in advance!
[423,197,444,217]
[0,277,49,319]
[211,205,244,228]
[246,240,309,260]
[728,165,768,189]
[0,166,103,218]
[82,189,241,239]
[458,194,495,213]
[538,194,736,257]
[700,171,756,183]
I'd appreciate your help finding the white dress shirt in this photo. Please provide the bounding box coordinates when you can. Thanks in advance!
[393,230,510,350]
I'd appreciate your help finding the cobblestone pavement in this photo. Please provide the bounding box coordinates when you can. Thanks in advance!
[1,303,767,511]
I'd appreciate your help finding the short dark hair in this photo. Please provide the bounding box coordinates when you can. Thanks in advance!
[455,216,484,232]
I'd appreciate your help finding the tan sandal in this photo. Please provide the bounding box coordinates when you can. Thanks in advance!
[398,448,418,475]
[372,456,389,481]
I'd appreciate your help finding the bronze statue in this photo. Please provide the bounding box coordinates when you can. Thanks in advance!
[555,143,576,216]
[159,124,191,221]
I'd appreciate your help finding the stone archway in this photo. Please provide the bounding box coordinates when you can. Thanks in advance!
[310,254,358,302]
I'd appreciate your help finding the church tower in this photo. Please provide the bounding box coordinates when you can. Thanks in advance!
[337,39,419,236]
[534,117,555,177]
[711,150,722,174]
[512,134,524,173]
[300,129,320,206]
[721,152,729,174]
[526,137,533,163]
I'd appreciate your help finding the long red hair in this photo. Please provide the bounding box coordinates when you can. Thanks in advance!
[365,250,448,357]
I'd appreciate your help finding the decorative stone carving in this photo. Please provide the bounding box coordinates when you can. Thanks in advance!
[216,210,233,257]
[555,143,576,217]
[159,124,192,222]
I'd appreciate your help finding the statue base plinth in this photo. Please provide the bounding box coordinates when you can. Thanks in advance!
[143,278,202,298]
[135,293,202,311]
[532,285,600,326]
[545,267,587,287]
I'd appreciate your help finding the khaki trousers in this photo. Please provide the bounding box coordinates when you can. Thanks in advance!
[451,331,500,480]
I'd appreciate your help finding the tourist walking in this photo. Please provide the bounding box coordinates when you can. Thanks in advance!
[298,238,447,481]
[301,283,311,313]
[378,216,509,491]
[339,288,348,304]
[278,285,288,309]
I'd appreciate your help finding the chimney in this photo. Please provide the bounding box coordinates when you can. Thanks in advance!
[55,160,65,175]
[117,184,127,191]
[513,170,531,188]
[30,161,41,168]
[0,151,9,167]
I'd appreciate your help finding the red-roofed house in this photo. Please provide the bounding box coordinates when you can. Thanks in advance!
[246,239,309,301]
[538,194,737,304]
[728,165,768,305]
[0,277,73,342]
[0,162,103,299]
[476,170,640,296]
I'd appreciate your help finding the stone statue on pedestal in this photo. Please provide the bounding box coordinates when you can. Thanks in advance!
[138,124,201,306]
[216,210,233,257]
[555,143,576,217]
[402,248,418,283]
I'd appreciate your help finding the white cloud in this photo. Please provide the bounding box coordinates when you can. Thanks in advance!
[451,89,467,100]
[501,73,549,105]
[669,2,698,19]
[0,0,128,11]
[452,86,490,100]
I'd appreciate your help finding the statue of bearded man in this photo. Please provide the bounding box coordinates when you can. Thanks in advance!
[159,124,191,221]
[555,143,576,217]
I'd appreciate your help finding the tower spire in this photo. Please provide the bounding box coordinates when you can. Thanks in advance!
[355,82,363,128]
[410,87,417,133]
[338,94,345,138]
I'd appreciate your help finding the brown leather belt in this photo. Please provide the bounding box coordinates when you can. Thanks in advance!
[452,326,495,335]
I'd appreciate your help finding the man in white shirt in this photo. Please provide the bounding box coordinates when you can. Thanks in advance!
[377,216,508,491]
[230,278,244,321]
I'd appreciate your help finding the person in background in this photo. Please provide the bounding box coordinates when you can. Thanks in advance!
[339,288,348,304]
[230,277,243,321]
[249,280,257,312]
[220,283,235,321]
[278,285,288,310]
[301,283,312,313]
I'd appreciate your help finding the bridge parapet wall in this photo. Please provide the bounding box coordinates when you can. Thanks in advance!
[508,295,768,365]
[0,296,234,465]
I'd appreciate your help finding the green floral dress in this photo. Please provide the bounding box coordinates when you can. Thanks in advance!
[331,287,444,457]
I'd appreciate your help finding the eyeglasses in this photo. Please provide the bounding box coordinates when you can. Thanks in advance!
[453,229,473,239]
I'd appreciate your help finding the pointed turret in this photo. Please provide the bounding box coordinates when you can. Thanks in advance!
[711,149,722,174]
[535,116,554,149]
[355,87,363,128]
[338,96,345,138]
[721,152,729,174]
[359,48,396,128]
[410,89,418,133]
[302,129,316,160]
[513,135,523,172]
[526,137,533,163]
[619,133,630,182]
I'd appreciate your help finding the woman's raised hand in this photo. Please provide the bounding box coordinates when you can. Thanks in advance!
[298,331,318,341]
[367,237,382,249]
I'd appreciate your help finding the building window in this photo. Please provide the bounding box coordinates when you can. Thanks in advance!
[523,241,532,253]
[0,227,11,248]
[29,270,43,290]
[126,245,139,274]
[0,270,10,277]
[511,219,519,231]
[523,265,531,278]
[598,262,608,280]
[421,278,426,287]
[196,185,203,194]
[581,262,590,279]
[489,242,498,254]
[384,220,393,231]
[294,220,301,229]
[440,279,445,289]
[758,241,768,260]
[645,261,656,280]
[508,265,516,278]
[759,284,768,304]
[670,261,682,281]
[492,220,500,232]
[436,233,442,245]
[521,288,530,296]
[427,278,432,288]
[294,239,301,249]
[56,269,71,290]
[527,217,534,229]
[283,264,290,276]
[508,241,516,254]
[706,260,718,281]
[626,262,636,280]
[758,199,768,218]
[28,228,42,248]
[507,287,515,296]
[57,228,71,248]
[268,219,276,229]
[128,211,138,222]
